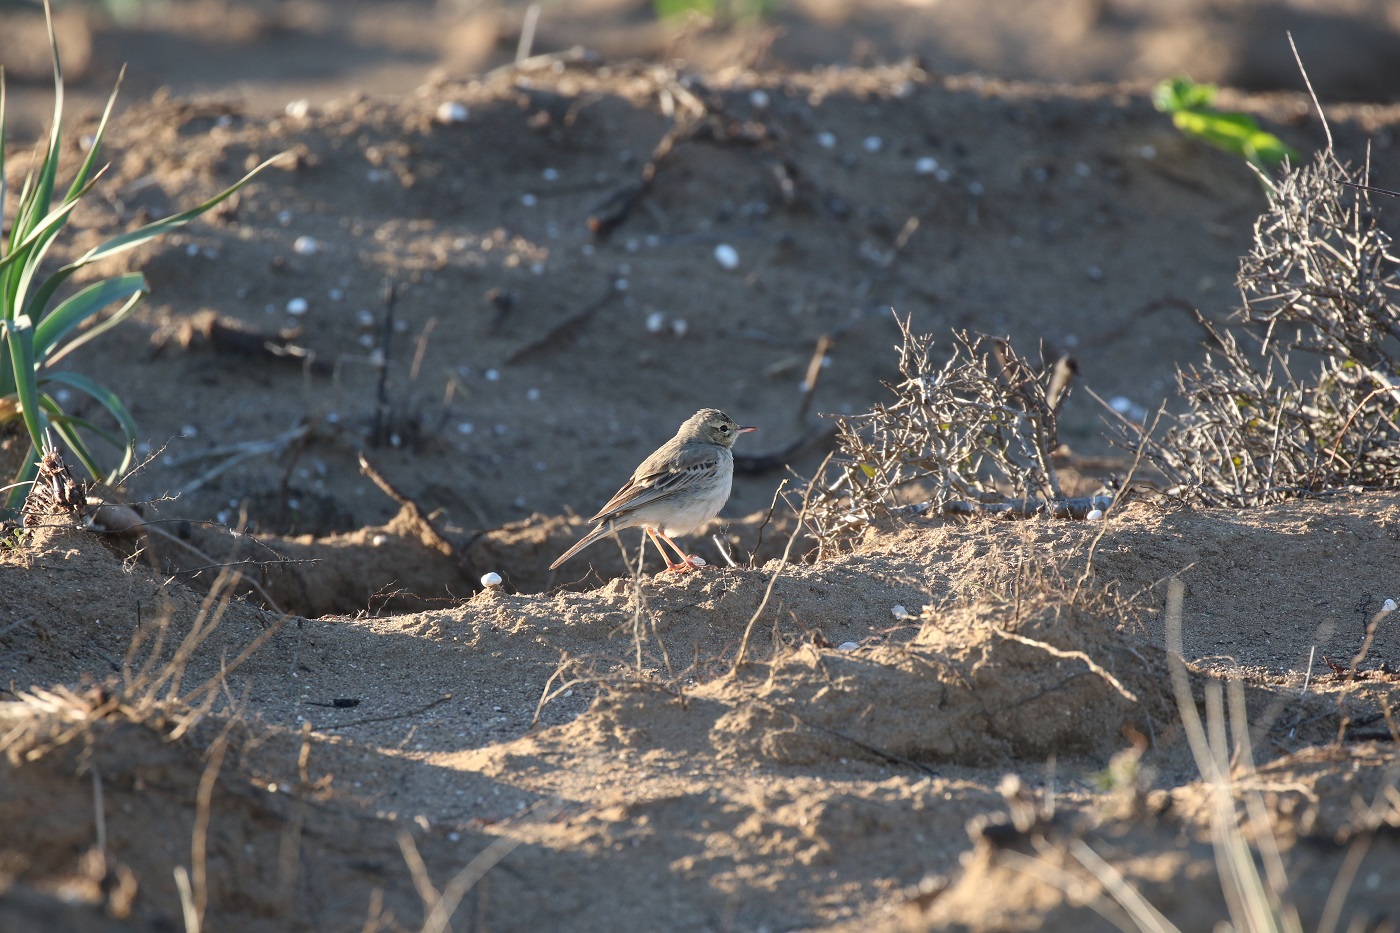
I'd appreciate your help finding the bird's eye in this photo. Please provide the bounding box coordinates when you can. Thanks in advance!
[720,424,730,433]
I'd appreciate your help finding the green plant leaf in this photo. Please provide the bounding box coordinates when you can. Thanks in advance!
[40,397,106,481]
[32,272,147,358]
[2,449,39,511]
[2,315,49,446]
[22,152,287,320]
[1153,76,1216,114]
[40,370,137,478]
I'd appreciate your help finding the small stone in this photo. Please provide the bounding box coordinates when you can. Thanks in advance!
[748,89,770,109]
[863,136,883,153]
[436,101,469,124]
[714,243,740,270]
[646,311,667,333]
[891,605,913,620]
[293,236,319,255]
[1384,598,1397,613]
[915,156,939,175]
[838,641,859,652]
[481,572,503,587]
[286,297,309,315]
[1086,509,1104,521]
[817,131,837,149]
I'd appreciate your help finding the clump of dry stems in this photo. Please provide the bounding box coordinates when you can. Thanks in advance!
[805,317,1089,554]
[1120,150,1400,505]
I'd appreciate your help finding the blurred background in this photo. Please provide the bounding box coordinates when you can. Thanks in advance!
[4,0,1400,138]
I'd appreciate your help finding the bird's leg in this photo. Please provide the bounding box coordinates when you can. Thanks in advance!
[655,529,705,571]
[646,528,694,572]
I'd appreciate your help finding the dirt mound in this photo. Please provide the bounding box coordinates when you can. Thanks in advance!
[706,594,1172,768]
[899,743,1400,932]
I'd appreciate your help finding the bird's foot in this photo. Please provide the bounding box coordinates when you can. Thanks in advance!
[664,554,707,573]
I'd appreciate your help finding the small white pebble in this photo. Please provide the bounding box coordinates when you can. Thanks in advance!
[749,89,770,109]
[863,135,883,153]
[481,572,503,587]
[915,156,939,175]
[1108,396,1134,415]
[1384,598,1397,612]
[181,425,199,438]
[670,318,689,337]
[285,99,311,118]
[646,311,667,333]
[542,167,559,181]
[521,193,538,207]
[714,243,740,270]
[356,310,376,328]
[293,236,319,255]
[372,534,388,546]
[891,605,913,620]
[1086,509,1104,521]
[485,369,500,381]
[817,131,837,149]
[456,422,475,435]
[286,297,309,315]
[436,101,469,124]
[838,641,859,652]
[688,556,707,567]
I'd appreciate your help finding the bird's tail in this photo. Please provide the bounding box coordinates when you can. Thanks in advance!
[548,523,618,570]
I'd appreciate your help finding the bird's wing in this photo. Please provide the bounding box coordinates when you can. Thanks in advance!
[588,444,720,524]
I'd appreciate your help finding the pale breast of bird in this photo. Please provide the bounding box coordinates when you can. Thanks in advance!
[656,449,734,537]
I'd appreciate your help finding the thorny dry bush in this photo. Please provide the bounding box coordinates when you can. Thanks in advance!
[1121,151,1400,506]
[804,316,1098,555]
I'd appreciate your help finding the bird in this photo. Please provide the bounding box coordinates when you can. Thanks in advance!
[550,409,757,573]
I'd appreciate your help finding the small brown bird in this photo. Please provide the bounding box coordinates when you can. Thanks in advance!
[550,409,757,573]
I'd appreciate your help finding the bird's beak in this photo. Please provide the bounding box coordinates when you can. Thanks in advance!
[738,425,758,434]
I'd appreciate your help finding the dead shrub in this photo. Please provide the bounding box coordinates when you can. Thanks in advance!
[803,317,1098,556]
[1119,151,1400,506]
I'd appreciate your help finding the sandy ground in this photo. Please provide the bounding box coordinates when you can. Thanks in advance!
[3,2,1400,931]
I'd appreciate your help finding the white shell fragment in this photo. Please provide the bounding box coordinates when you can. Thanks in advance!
[1384,598,1397,613]
[286,297,309,315]
[436,101,470,124]
[285,99,311,118]
[891,604,914,620]
[838,641,859,652]
[1086,509,1104,521]
[714,243,740,270]
[915,156,939,175]
[646,311,667,333]
[481,572,503,587]
[293,236,319,255]
[688,556,707,567]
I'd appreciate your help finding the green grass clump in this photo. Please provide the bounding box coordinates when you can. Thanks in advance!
[1153,76,1299,171]
[0,0,282,511]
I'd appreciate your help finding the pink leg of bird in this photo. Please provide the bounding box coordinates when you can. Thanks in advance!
[653,529,705,572]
